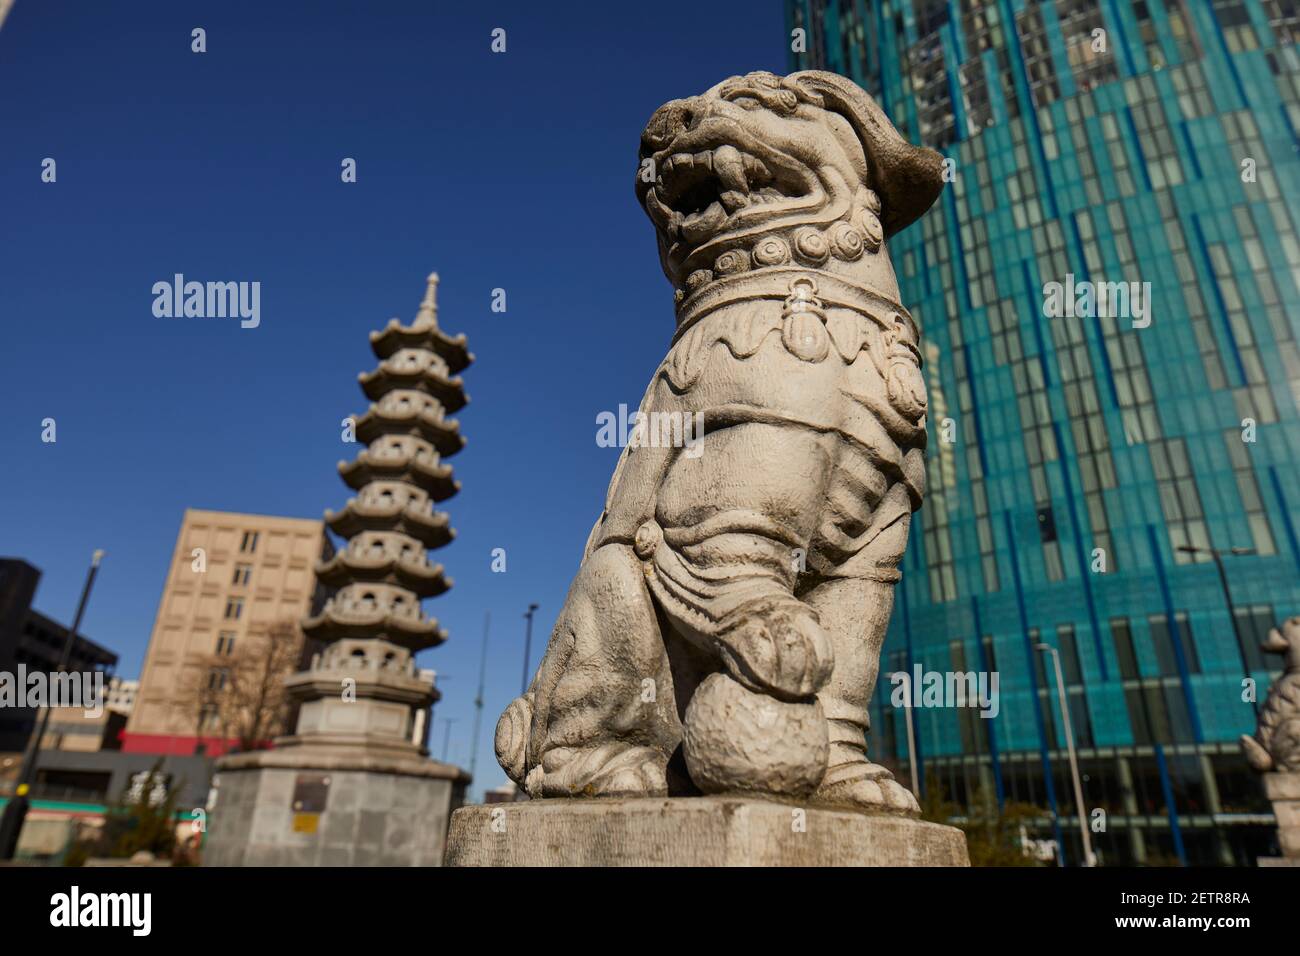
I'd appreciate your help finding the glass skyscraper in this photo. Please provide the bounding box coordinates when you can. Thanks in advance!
[788,0,1300,864]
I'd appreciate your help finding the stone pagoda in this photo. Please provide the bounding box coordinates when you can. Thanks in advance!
[291,271,470,759]
[206,274,473,867]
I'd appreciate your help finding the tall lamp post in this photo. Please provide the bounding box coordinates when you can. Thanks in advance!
[0,549,105,860]
[428,675,451,726]
[1036,642,1096,866]
[468,612,490,780]
[1176,544,1256,714]
[440,717,458,763]
[520,603,539,696]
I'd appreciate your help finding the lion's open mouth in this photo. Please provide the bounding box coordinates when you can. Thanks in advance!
[643,144,807,252]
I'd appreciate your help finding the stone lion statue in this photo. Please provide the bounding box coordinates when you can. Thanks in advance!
[1242,615,1300,773]
[496,70,944,813]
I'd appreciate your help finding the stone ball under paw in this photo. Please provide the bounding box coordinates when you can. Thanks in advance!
[494,695,532,781]
[683,672,828,796]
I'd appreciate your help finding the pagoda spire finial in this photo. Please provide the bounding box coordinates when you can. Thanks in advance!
[417,272,440,326]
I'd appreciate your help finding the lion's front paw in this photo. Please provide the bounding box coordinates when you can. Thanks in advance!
[814,762,919,816]
[534,743,669,799]
[715,600,834,700]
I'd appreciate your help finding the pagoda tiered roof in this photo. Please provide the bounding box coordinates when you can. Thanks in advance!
[369,274,473,373]
[316,548,451,598]
[325,498,454,548]
[352,401,465,454]
[358,361,468,412]
[338,448,459,500]
[301,601,448,649]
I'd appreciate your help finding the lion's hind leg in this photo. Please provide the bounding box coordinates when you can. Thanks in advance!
[506,542,681,798]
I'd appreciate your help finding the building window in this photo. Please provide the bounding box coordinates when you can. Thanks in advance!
[1057,625,1083,685]
[1165,1,1203,64]
[1149,438,1211,562]
[1111,617,1141,680]
[1213,0,1260,52]
[223,597,243,620]
[232,563,253,586]
[980,634,998,674]
[1017,5,1061,107]
[199,704,220,732]
[1233,604,1279,673]
[1126,688,1153,744]
[909,31,956,149]
[1223,431,1277,555]
[1038,504,1065,581]
[949,639,981,752]
[1263,0,1300,44]
[207,668,228,691]
[1055,0,1118,94]
[1030,628,1059,746]
[1143,685,1174,741]
[879,705,898,761]
[1148,612,1201,675]
[922,397,959,602]
[1037,505,1058,543]
[1068,692,1095,748]
[240,531,260,554]
[216,632,236,656]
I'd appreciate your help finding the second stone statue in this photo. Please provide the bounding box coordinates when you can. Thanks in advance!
[496,69,945,816]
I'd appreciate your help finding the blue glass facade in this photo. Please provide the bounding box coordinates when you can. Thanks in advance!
[789,0,1300,864]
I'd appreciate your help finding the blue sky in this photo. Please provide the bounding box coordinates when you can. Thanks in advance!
[0,1,786,793]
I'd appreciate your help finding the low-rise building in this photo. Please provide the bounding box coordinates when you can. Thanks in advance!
[0,558,118,751]
[123,510,332,756]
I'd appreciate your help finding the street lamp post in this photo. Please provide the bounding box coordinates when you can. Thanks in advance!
[0,549,105,860]
[1036,642,1096,866]
[468,612,490,780]
[440,717,458,763]
[520,603,539,696]
[1177,544,1256,713]
[428,675,450,726]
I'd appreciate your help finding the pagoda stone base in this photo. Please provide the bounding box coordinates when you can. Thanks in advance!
[444,796,969,867]
[204,750,468,867]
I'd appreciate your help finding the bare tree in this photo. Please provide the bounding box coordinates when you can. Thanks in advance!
[182,618,304,752]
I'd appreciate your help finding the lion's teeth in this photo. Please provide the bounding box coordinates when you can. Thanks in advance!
[681,202,725,243]
[743,154,771,184]
[713,145,748,193]
[645,189,673,229]
[719,190,749,213]
[694,151,712,171]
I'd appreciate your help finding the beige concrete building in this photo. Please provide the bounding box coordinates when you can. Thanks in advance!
[123,509,331,756]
